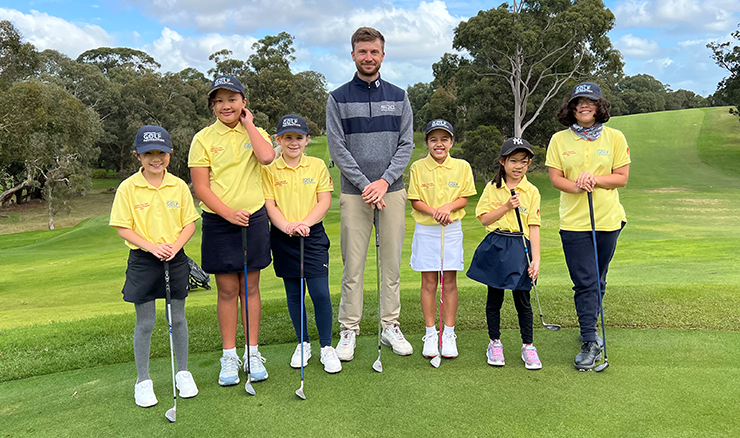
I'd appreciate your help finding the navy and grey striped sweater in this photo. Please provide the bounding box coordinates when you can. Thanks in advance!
[326,73,414,195]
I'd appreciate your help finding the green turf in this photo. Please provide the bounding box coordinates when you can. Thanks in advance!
[1,107,740,436]
[1,329,739,437]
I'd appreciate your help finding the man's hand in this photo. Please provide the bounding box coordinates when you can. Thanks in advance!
[362,179,389,206]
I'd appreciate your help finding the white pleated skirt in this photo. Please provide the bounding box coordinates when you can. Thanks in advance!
[409,221,464,272]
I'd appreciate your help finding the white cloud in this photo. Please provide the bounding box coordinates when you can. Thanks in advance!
[615,34,661,58]
[0,8,114,58]
[613,0,740,32]
[613,0,652,27]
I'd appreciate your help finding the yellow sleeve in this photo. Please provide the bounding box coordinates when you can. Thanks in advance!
[612,130,631,169]
[109,181,133,229]
[475,184,492,218]
[545,134,563,170]
[407,162,421,201]
[262,164,275,200]
[316,160,333,193]
[256,127,271,143]
[526,188,542,227]
[188,132,210,168]
[179,180,200,226]
[460,161,477,197]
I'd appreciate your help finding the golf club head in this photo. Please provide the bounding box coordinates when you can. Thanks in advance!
[372,359,383,373]
[295,382,306,400]
[545,323,562,331]
[594,360,609,373]
[165,408,176,422]
[430,355,441,368]
[245,379,256,396]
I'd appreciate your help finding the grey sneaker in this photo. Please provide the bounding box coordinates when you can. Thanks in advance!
[575,341,602,371]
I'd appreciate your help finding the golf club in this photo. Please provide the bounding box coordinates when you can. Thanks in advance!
[372,208,383,373]
[242,227,256,395]
[588,191,609,372]
[164,261,177,422]
[295,236,306,400]
[510,188,561,331]
[430,226,444,368]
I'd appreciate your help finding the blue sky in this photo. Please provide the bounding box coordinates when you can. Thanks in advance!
[2,1,739,95]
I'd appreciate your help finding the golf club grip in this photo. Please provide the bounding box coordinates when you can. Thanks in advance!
[242,227,248,265]
[510,188,525,234]
[163,261,171,301]
[300,236,304,279]
[374,208,379,248]
[587,191,596,230]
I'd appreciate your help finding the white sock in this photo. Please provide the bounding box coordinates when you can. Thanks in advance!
[426,326,437,336]
[444,325,455,335]
[223,347,237,358]
[248,345,259,355]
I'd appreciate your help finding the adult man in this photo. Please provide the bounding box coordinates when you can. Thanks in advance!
[326,27,415,361]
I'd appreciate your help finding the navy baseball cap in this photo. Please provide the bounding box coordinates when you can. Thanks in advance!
[135,125,172,154]
[208,75,245,97]
[276,114,309,136]
[569,82,603,102]
[425,119,454,139]
[499,137,534,158]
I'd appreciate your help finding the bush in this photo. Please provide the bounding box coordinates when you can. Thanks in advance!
[90,169,108,179]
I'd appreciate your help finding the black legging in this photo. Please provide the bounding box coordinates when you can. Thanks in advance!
[486,287,533,344]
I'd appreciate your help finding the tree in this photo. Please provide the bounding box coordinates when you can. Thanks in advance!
[453,125,504,181]
[407,82,435,131]
[708,23,740,120]
[452,0,623,137]
[0,20,39,90]
[76,47,160,83]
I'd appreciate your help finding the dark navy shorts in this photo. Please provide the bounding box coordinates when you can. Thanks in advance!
[467,232,532,291]
[271,222,330,279]
[200,207,271,275]
[121,249,189,304]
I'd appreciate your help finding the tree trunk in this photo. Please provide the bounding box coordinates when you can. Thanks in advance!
[0,178,32,207]
[47,193,55,230]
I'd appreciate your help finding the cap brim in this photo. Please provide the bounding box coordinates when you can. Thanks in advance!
[277,129,309,136]
[425,127,454,138]
[208,85,244,96]
[136,144,172,154]
[569,93,602,102]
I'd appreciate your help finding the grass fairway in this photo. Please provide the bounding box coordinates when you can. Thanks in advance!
[1,107,740,436]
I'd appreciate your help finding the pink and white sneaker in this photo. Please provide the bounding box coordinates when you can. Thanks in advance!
[521,344,542,370]
[487,339,505,366]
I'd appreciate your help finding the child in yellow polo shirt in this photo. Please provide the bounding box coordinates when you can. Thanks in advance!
[262,114,341,374]
[110,125,200,408]
[408,119,476,360]
[467,137,542,370]
[188,75,275,386]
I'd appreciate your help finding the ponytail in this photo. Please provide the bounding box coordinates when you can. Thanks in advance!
[491,162,506,188]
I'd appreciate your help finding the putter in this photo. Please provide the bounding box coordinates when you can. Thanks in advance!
[511,189,561,331]
[295,237,306,400]
[164,261,177,422]
[588,191,609,372]
[242,228,256,395]
[430,226,444,368]
[372,208,383,373]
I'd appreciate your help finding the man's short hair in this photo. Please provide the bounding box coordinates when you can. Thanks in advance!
[351,27,385,51]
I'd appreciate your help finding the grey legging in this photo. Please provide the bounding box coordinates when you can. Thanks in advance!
[134,299,188,383]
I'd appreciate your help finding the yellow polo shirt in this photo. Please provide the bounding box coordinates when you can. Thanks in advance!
[262,155,333,222]
[110,169,200,250]
[188,119,272,214]
[545,125,631,231]
[475,175,541,239]
[408,154,477,225]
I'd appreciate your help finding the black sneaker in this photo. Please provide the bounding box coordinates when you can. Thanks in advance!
[574,341,602,371]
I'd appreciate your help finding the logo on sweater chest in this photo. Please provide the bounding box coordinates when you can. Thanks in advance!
[380,104,397,112]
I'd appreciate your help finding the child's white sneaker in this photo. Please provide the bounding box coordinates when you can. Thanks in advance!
[320,346,342,374]
[175,370,199,398]
[218,354,241,386]
[134,379,158,407]
[244,351,269,382]
[422,332,439,358]
[290,342,311,368]
[441,332,459,358]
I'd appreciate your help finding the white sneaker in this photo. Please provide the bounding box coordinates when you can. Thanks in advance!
[134,379,158,407]
[422,332,439,358]
[441,332,458,358]
[175,370,198,398]
[244,351,268,382]
[290,342,311,368]
[320,346,342,374]
[381,323,413,356]
[335,330,356,361]
[218,355,241,386]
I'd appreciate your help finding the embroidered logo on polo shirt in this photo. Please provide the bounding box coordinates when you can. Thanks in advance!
[134,203,150,211]
[380,104,397,112]
[421,182,435,189]
[210,146,224,153]
[166,201,181,209]
[244,143,253,149]
[597,149,611,156]
[303,178,315,185]
[448,181,460,188]
[562,151,576,157]
[491,202,503,208]
[275,181,288,187]
[627,147,630,156]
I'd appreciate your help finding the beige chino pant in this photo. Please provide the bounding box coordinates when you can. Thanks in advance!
[337,190,406,333]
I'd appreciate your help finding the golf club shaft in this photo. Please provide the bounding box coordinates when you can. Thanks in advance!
[164,261,176,412]
[374,208,382,365]
[438,226,444,351]
[242,228,252,379]
[587,191,608,362]
[300,236,305,384]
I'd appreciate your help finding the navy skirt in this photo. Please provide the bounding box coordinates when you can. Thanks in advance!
[271,222,330,278]
[200,207,271,275]
[466,232,532,291]
[121,249,189,304]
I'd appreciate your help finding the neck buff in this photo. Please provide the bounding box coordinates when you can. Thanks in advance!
[570,123,603,141]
